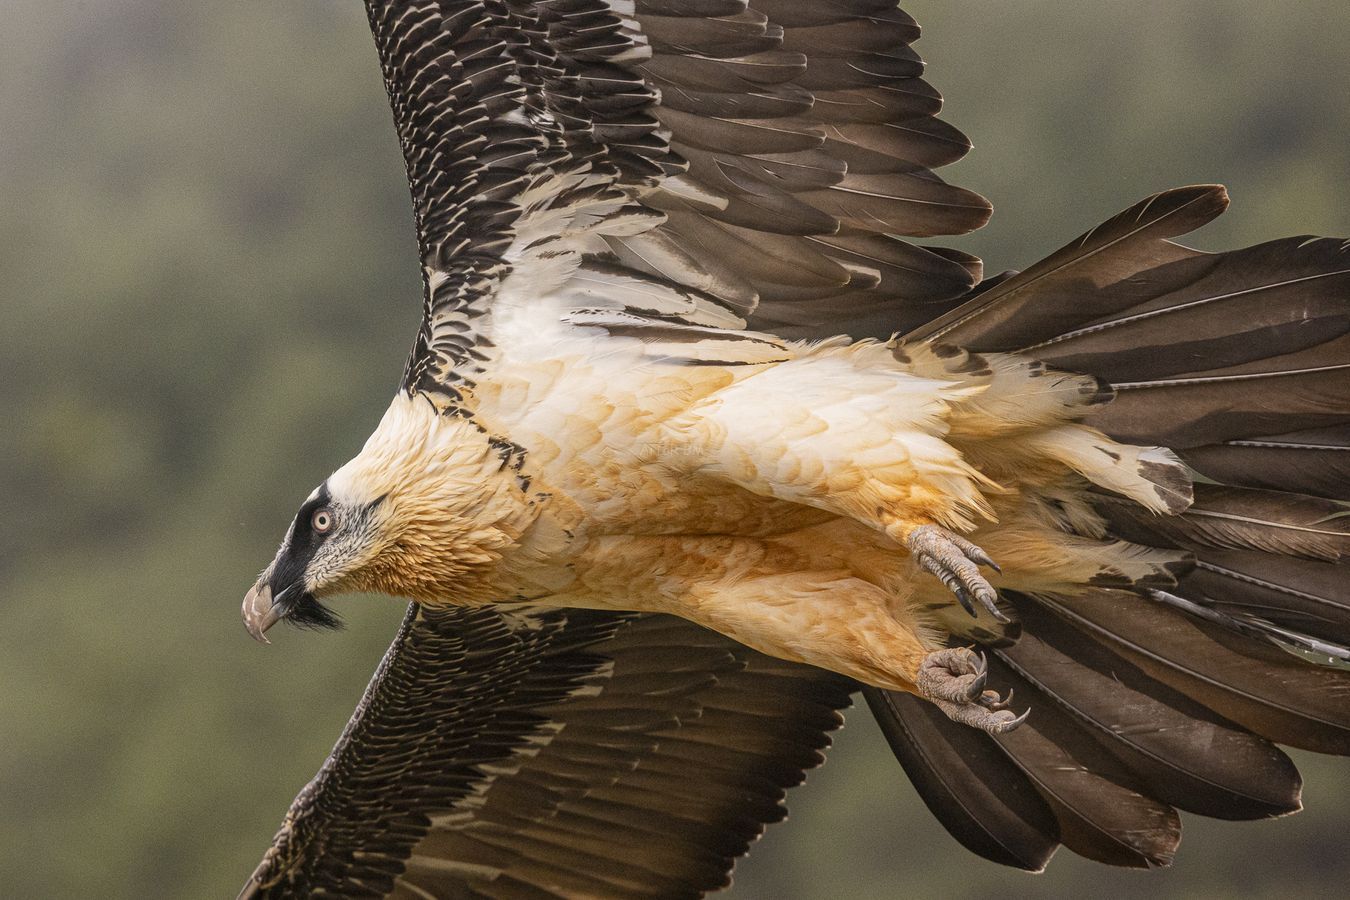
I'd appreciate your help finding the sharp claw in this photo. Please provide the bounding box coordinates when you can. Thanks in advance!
[966,667,988,701]
[969,547,1002,573]
[977,590,1011,624]
[1004,708,1032,731]
[953,586,978,618]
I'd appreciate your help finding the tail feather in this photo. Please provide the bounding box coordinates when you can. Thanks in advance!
[1189,552,1350,650]
[982,654,1182,868]
[870,186,1350,870]
[1180,425,1350,501]
[1094,485,1350,563]
[1024,235,1350,382]
[1032,589,1350,755]
[1087,349,1350,448]
[997,602,1302,820]
[1092,464,1350,654]
[911,185,1230,349]
[1145,584,1350,666]
[864,688,1059,872]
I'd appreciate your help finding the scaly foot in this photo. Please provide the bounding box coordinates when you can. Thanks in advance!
[917,647,1029,735]
[905,525,1008,623]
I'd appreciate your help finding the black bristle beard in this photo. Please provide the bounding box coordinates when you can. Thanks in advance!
[284,593,344,631]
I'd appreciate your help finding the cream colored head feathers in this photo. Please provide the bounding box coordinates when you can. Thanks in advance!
[311,393,534,603]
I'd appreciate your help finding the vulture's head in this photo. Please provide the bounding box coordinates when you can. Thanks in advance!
[242,393,529,641]
[241,479,383,640]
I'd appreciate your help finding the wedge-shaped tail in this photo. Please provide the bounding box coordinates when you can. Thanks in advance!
[870,185,1350,870]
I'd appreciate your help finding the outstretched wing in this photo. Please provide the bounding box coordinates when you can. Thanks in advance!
[239,604,852,899]
[365,0,990,395]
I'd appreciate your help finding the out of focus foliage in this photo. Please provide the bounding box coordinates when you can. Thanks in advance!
[2,2,1348,897]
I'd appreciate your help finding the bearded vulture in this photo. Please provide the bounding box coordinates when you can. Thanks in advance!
[237,1,1350,897]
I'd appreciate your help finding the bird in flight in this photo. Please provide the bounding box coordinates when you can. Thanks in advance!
[240,2,1350,897]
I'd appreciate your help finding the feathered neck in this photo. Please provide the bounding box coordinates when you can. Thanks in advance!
[326,392,537,603]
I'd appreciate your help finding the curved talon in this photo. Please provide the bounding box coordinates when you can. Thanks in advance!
[934,700,1030,735]
[965,664,988,701]
[976,690,1003,710]
[976,690,1012,712]
[951,534,1002,574]
[974,551,1002,574]
[978,687,1014,711]
[972,585,1007,623]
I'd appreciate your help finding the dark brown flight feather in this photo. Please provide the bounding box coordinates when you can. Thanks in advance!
[239,605,851,899]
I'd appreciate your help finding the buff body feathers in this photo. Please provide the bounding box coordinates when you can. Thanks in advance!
[324,312,1189,695]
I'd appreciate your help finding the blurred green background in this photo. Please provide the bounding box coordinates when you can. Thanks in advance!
[3,1,1349,897]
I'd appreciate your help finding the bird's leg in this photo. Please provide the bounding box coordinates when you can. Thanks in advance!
[901,524,1008,623]
[916,646,1028,735]
[556,536,934,687]
[558,535,1028,733]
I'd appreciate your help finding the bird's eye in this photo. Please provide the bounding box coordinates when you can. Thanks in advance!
[312,507,335,533]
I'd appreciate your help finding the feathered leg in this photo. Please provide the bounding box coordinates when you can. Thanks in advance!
[682,568,1028,733]
[552,534,1029,733]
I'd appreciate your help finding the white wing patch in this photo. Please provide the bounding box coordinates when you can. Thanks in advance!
[467,164,787,368]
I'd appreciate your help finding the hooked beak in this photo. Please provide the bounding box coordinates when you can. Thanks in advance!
[242,581,282,644]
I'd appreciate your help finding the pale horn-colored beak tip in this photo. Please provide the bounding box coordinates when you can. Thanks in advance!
[242,582,280,644]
